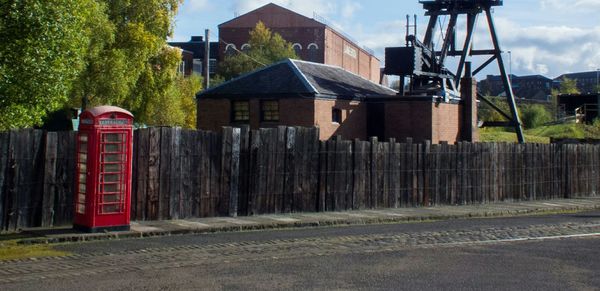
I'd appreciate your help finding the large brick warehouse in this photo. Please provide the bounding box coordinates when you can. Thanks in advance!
[219,3,381,84]
[196,59,477,144]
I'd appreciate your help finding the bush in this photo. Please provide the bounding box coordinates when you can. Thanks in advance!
[520,105,552,129]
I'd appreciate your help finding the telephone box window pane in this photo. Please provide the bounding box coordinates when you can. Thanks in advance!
[79,153,88,163]
[102,204,121,214]
[79,173,87,183]
[78,194,86,203]
[104,134,124,142]
[79,134,88,143]
[103,194,120,202]
[104,153,123,163]
[79,183,86,193]
[79,163,87,172]
[80,143,88,153]
[103,183,121,193]
[103,173,120,183]
[77,204,86,214]
[104,164,122,173]
[105,144,122,153]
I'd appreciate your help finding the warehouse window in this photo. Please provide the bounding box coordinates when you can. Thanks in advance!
[225,44,237,56]
[232,101,250,122]
[261,100,279,122]
[332,108,342,123]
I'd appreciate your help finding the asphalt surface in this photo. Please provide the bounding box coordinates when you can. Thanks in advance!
[2,211,599,290]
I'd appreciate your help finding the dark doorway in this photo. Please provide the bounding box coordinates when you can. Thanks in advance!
[367,103,385,139]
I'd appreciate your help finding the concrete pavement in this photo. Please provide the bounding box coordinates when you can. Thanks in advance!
[13,197,600,245]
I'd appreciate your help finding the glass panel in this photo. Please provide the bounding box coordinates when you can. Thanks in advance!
[104,164,122,173]
[79,173,86,183]
[105,144,121,153]
[79,134,88,142]
[77,204,86,214]
[80,142,87,153]
[103,174,120,183]
[79,153,87,163]
[102,204,121,213]
[79,162,87,172]
[103,133,123,142]
[79,183,86,193]
[78,194,86,203]
[103,194,121,202]
[104,153,123,163]
[103,183,121,193]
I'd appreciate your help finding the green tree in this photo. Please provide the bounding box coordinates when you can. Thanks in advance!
[218,21,298,80]
[70,0,183,116]
[134,46,201,128]
[520,104,552,129]
[0,0,107,130]
[557,77,580,95]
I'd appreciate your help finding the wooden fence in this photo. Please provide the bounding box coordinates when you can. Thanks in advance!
[1,127,599,232]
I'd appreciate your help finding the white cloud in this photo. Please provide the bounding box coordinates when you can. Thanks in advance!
[186,0,211,12]
[341,1,362,18]
[542,0,600,11]
[466,16,600,77]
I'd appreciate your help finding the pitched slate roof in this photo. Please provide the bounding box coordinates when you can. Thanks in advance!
[197,59,397,100]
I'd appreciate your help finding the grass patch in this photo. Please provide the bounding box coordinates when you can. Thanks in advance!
[479,128,549,143]
[480,122,600,143]
[0,241,68,261]
[528,123,600,139]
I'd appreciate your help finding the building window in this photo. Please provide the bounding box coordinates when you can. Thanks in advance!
[332,108,342,123]
[261,100,279,122]
[307,43,319,62]
[193,59,203,75]
[225,44,237,56]
[241,43,251,53]
[292,43,302,56]
[232,101,249,122]
[177,61,185,75]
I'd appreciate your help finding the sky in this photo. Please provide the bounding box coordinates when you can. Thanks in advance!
[172,0,600,79]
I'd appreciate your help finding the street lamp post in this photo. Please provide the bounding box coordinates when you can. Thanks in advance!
[596,69,600,93]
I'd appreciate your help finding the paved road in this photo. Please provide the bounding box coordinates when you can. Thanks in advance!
[2,211,600,290]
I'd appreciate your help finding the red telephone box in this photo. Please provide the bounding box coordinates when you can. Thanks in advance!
[74,106,134,232]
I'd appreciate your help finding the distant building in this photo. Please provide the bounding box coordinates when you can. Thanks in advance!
[218,3,382,84]
[554,71,600,94]
[478,74,552,101]
[168,36,219,77]
[557,93,600,123]
[197,59,477,144]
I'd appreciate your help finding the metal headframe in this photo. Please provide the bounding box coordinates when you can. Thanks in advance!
[391,0,525,143]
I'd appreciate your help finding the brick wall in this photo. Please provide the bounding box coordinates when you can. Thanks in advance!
[197,98,315,131]
[198,97,465,143]
[197,99,231,131]
[314,99,368,140]
[323,28,380,83]
[431,102,463,144]
[383,100,463,144]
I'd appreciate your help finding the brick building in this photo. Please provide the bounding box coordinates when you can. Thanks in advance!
[218,3,381,84]
[554,71,600,94]
[196,59,477,143]
[168,36,219,77]
[479,74,552,101]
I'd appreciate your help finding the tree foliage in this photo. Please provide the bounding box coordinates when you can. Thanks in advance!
[557,77,580,95]
[135,47,201,128]
[520,104,552,129]
[0,0,107,130]
[218,21,298,81]
[0,0,201,130]
[71,0,184,123]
